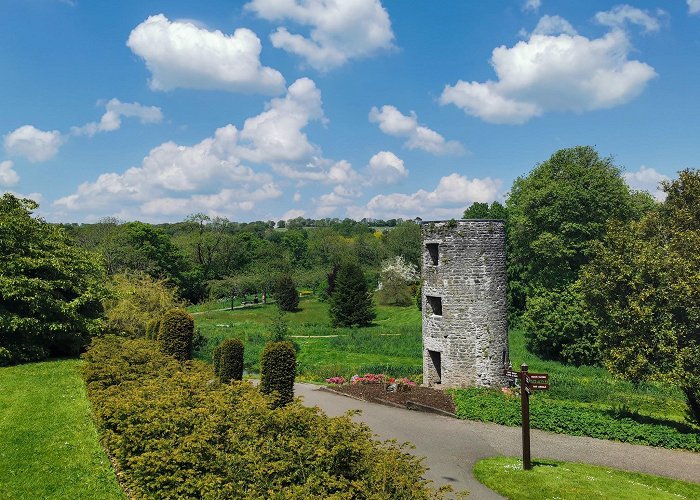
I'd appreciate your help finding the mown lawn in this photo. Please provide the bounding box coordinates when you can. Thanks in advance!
[192,297,423,379]
[474,457,700,500]
[0,360,123,499]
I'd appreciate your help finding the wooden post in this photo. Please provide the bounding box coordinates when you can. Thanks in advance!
[520,363,531,470]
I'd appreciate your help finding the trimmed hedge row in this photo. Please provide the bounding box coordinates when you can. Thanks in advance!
[82,336,444,498]
[453,388,700,451]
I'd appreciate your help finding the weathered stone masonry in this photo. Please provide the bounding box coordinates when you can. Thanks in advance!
[422,220,509,388]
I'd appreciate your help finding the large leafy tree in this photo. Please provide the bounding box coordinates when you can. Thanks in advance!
[0,194,107,364]
[329,262,376,327]
[581,169,700,423]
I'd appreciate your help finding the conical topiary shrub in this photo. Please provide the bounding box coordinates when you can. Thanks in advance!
[158,309,194,361]
[260,341,296,407]
[329,261,376,327]
[273,274,299,312]
[218,338,244,383]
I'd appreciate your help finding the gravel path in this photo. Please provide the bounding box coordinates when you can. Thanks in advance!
[295,383,700,499]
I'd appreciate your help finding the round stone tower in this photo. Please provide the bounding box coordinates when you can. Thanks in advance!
[421,220,508,388]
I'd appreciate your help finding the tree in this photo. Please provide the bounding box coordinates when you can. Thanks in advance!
[273,274,299,312]
[102,270,183,338]
[463,200,508,220]
[0,194,107,364]
[329,262,376,327]
[581,169,700,423]
[382,221,421,267]
[377,256,419,307]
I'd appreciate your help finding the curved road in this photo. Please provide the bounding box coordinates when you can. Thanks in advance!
[295,383,700,499]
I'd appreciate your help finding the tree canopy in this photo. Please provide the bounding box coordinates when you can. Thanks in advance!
[329,262,376,327]
[0,194,107,364]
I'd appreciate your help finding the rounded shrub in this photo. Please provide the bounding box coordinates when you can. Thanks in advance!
[158,309,194,361]
[212,343,222,376]
[219,338,244,383]
[260,341,296,407]
[145,317,161,340]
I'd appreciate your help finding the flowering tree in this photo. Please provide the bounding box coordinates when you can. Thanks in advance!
[377,256,419,306]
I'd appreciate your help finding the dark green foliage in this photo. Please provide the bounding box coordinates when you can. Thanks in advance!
[581,169,700,423]
[506,146,640,314]
[416,282,423,311]
[463,200,508,220]
[212,343,222,376]
[329,262,376,327]
[145,317,161,340]
[158,309,194,361]
[82,336,439,498]
[524,283,600,366]
[0,194,107,364]
[218,338,244,382]
[382,221,421,267]
[453,388,699,452]
[260,341,296,407]
[273,273,299,312]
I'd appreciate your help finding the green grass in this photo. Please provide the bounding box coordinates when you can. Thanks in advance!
[0,360,123,499]
[191,297,423,380]
[473,457,700,500]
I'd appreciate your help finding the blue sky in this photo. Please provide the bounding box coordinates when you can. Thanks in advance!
[1,0,699,222]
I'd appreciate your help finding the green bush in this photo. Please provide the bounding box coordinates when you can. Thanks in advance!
[145,316,161,340]
[329,261,376,327]
[260,341,296,407]
[273,274,299,312]
[453,388,700,451]
[82,336,442,498]
[523,282,600,366]
[212,343,222,376]
[158,309,194,361]
[218,338,244,383]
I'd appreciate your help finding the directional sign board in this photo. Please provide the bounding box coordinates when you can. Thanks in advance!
[504,370,519,379]
[529,383,549,391]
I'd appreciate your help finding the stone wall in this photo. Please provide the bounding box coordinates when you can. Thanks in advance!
[421,220,508,388]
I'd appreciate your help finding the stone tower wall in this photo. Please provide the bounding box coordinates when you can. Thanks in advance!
[421,220,508,388]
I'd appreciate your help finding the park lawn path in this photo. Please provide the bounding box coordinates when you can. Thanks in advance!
[0,360,123,499]
[295,383,700,500]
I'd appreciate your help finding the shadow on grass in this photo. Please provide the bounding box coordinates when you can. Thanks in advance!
[605,406,699,435]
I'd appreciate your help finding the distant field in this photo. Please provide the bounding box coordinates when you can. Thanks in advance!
[191,297,423,380]
[0,360,123,499]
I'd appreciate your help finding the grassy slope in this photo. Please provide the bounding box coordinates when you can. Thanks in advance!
[0,360,123,499]
[192,297,423,379]
[474,457,700,500]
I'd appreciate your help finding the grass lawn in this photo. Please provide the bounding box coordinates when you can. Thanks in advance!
[473,457,700,500]
[0,360,123,499]
[191,296,423,380]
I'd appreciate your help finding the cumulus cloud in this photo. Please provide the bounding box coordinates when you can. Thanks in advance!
[3,125,64,162]
[688,0,700,14]
[0,160,19,186]
[532,15,577,36]
[366,151,407,185]
[440,17,656,124]
[369,105,465,155]
[127,14,285,94]
[594,5,664,33]
[71,99,163,137]
[54,78,345,220]
[347,173,503,220]
[245,0,395,71]
[282,208,305,220]
[623,166,668,201]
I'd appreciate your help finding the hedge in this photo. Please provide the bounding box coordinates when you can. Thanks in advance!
[218,338,244,383]
[158,309,194,361]
[82,336,445,498]
[260,341,296,407]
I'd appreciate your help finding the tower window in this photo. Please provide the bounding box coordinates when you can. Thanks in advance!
[426,295,443,316]
[426,243,439,266]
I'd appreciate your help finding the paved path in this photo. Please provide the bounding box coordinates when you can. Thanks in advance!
[295,383,700,499]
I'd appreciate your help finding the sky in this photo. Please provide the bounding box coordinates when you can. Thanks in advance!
[1,0,699,223]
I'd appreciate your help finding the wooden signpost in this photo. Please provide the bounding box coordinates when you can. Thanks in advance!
[504,363,549,470]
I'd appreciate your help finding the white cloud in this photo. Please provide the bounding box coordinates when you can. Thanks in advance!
[246,0,395,71]
[523,0,541,12]
[595,5,663,33]
[440,22,656,124]
[369,105,465,155]
[71,99,163,137]
[532,15,577,36]
[623,166,668,201]
[127,14,285,94]
[282,208,305,220]
[54,78,345,220]
[3,125,64,162]
[347,173,503,220]
[688,0,700,14]
[292,191,301,202]
[0,160,19,187]
[366,151,407,185]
